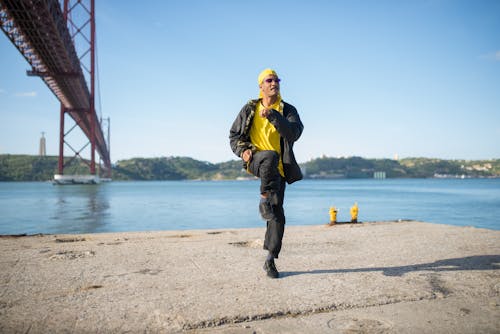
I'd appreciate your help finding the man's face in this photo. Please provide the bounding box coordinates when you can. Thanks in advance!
[259,74,280,98]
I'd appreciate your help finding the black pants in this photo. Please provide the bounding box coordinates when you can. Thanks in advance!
[248,150,286,259]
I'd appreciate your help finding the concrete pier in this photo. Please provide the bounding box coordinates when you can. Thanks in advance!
[0,221,499,333]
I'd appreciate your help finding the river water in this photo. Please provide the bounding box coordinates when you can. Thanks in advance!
[0,179,499,234]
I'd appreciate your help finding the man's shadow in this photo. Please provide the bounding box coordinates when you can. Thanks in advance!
[280,255,500,278]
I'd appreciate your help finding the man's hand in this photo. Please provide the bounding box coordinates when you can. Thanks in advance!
[242,149,252,163]
[260,108,271,118]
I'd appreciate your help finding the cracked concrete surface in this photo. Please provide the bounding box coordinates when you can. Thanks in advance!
[0,221,499,333]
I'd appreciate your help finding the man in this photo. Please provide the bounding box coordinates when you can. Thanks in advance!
[229,68,304,278]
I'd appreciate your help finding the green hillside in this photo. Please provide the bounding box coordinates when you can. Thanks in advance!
[1,154,499,181]
[302,156,500,179]
[0,155,92,181]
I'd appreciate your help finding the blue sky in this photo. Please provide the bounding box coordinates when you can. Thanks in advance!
[1,0,499,163]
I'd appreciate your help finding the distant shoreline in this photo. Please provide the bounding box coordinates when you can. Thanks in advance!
[1,154,499,181]
[1,176,500,183]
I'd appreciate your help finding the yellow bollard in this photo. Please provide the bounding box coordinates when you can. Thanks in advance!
[350,202,359,223]
[329,207,338,225]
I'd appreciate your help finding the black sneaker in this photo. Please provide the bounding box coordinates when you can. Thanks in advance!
[259,197,276,221]
[263,259,279,279]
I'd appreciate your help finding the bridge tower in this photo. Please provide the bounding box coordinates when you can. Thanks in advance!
[57,0,99,182]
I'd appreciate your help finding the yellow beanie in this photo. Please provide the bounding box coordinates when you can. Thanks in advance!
[258,68,278,84]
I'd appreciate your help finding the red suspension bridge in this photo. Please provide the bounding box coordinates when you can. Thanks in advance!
[0,0,111,183]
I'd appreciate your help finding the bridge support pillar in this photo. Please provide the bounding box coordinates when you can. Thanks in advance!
[58,104,65,175]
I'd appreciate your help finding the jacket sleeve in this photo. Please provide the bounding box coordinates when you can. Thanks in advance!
[267,103,303,143]
[229,104,253,158]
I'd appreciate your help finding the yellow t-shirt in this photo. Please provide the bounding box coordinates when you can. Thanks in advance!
[249,100,284,177]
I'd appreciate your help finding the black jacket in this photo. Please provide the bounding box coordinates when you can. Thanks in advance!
[229,99,304,184]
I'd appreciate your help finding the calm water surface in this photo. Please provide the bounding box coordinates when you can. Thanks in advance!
[0,179,499,234]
